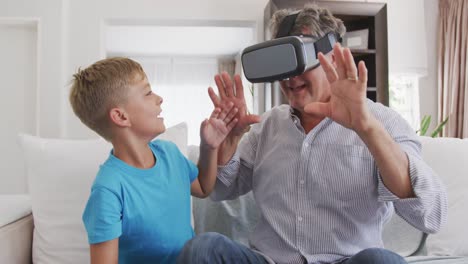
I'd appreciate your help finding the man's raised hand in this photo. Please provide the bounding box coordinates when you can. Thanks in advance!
[208,72,260,138]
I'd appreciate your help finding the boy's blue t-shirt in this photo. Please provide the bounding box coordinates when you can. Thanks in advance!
[82,140,198,264]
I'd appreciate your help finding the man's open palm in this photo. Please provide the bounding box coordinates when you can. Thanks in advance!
[304,44,373,133]
[208,72,260,138]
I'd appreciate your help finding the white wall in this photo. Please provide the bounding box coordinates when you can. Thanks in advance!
[0,0,66,194]
[385,0,439,129]
[0,22,37,193]
[387,0,428,75]
[0,0,65,138]
[419,0,439,130]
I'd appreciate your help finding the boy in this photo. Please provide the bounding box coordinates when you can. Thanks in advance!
[69,57,238,264]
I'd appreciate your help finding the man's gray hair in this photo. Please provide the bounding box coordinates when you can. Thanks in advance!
[269,4,346,40]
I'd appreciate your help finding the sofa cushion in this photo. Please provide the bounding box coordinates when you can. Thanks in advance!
[188,145,261,246]
[419,136,468,256]
[18,122,188,264]
[406,256,468,263]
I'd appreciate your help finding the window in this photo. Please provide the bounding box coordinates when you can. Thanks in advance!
[134,57,216,145]
[389,74,420,129]
[134,56,253,146]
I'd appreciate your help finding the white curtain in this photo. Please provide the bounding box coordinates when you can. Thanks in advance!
[133,56,218,145]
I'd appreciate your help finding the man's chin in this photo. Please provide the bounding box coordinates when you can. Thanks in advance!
[289,102,306,111]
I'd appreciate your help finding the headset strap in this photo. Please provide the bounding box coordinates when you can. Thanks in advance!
[275,13,299,38]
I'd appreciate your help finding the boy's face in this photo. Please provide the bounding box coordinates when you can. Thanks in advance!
[123,74,165,140]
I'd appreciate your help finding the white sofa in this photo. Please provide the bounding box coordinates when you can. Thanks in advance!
[1,122,468,264]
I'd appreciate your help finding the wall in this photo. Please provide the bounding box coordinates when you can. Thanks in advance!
[419,0,439,130]
[0,0,66,193]
[0,23,36,193]
[384,0,439,129]
[0,0,65,138]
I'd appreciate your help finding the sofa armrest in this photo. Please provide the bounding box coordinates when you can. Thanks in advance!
[0,214,33,264]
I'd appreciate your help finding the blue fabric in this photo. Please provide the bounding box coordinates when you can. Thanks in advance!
[83,140,198,264]
[178,233,408,264]
[177,232,269,264]
[342,248,407,264]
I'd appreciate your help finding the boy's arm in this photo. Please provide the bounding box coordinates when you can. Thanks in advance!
[191,104,238,198]
[90,238,118,264]
[191,146,219,198]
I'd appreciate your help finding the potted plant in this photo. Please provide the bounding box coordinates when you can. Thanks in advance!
[416,115,449,138]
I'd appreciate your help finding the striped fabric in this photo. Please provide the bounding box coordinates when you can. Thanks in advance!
[212,101,447,264]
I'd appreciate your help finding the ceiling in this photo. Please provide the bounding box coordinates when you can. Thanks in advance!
[106,25,255,57]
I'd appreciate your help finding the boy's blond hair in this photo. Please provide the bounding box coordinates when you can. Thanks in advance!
[69,57,146,140]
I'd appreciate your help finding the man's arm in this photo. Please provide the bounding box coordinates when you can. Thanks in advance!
[306,44,446,232]
[90,239,118,264]
[217,133,244,165]
[306,45,414,197]
[365,113,447,233]
[357,118,414,198]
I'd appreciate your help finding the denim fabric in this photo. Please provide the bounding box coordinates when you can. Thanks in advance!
[342,248,407,264]
[177,233,407,264]
[177,232,269,264]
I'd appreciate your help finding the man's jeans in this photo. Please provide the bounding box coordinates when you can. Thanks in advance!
[177,232,407,264]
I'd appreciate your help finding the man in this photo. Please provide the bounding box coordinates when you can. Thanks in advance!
[178,5,447,264]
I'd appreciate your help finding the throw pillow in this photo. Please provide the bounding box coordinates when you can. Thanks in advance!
[18,122,188,264]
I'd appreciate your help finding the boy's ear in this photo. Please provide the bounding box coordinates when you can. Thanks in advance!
[109,107,130,127]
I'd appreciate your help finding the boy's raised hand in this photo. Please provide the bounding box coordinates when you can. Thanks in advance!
[200,102,238,150]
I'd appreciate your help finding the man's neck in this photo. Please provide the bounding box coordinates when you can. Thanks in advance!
[294,108,324,134]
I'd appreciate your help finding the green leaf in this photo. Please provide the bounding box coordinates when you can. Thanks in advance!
[430,117,449,137]
[419,115,431,136]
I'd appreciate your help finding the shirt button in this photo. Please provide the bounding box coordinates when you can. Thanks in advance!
[298,216,303,222]
[304,143,309,147]
[300,180,305,185]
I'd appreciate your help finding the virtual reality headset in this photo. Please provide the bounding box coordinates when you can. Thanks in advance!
[241,13,340,83]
